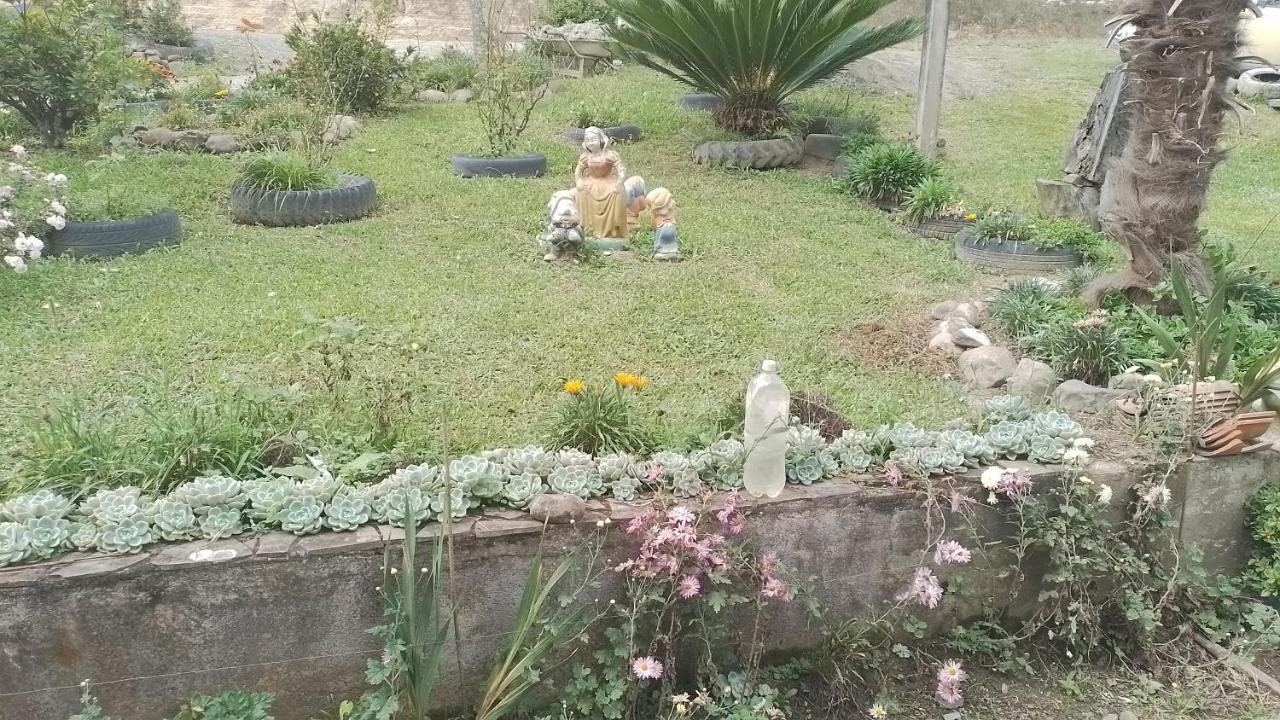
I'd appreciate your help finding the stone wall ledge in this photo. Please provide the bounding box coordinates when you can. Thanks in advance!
[0,463,1075,586]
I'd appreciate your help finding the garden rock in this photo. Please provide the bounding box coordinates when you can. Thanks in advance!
[958,346,1016,388]
[929,300,958,320]
[934,317,973,336]
[1109,372,1145,390]
[322,115,362,144]
[173,130,209,151]
[1101,715,1118,720]
[803,133,843,161]
[952,327,992,348]
[1007,359,1057,401]
[139,127,180,147]
[417,89,449,103]
[204,134,240,154]
[528,493,587,524]
[950,301,988,327]
[451,89,473,104]
[928,332,962,357]
[1117,712,1137,720]
[1053,379,1125,414]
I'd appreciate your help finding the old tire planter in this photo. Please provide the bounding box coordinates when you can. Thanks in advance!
[565,124,642,144]
[231,173,376,227]
[679,93,722,111]
[47,209,182,258]
[451,154,547,178]
[954,228,1082,271]
[692,137,802,170]
[908,217,972,241]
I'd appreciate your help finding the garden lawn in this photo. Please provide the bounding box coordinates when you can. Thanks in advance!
[2,38,1278,475]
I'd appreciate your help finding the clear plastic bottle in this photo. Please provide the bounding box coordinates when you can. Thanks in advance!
[742,359,790,498]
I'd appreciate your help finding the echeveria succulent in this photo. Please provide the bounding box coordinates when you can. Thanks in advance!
[243,478,293,522]
[893,446,965,478]
[280,495,325,535]
[986,420,1031,459]
[608,476,642,501]
[1031,411,1083,441]
[0,522,31,566]
[24,516,71,559]
[97,517,154,554]
[450,455,504,500]
[481,447,513,464]
[324,491,371,532]
[149,497,198,541]
[597,453,638,481]
[557,448,595,468]
[650,451,690,474]
[548,465,602,499]
[885,423,932,450]
[298,471,342,503]
[835,444,874,473]
[377,486,432,527]
[505,446,558,477]
[68,521,97,552]
[670,467,705,498]
[431,486,473,519]
[82,487,148,526]
[1027,434,1066,464]
[983,395,1033,423]
[502,472,546,509]
[786,424,827,455]
[198,507,244,540]
[1,489,73,522]
[384,465,440,491]
[786,455,826,485]
[174,475,246,514]
[938,429,996,468]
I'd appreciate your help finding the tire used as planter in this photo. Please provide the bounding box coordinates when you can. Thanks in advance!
[451,154,547,178]
[692,137,802,170]
[679,93,722,111]
[231,173,376,227]
[908,217,972,241]
[954,228,1083,272]
[564,124,642,144]
[46,209,182,258]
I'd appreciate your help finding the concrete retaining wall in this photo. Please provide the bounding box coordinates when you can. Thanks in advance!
[1,452,1274,719]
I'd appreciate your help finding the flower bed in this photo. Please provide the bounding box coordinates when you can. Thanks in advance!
[0,396,1087,569]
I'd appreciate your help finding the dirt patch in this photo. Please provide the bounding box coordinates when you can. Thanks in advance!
[831,46,1000,100]
[832,316,954,377]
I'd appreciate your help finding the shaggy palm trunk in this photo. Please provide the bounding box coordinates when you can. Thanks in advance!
[1096,0,1247,295]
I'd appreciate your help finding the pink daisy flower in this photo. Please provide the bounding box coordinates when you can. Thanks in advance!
[937,660,966,684]
[933,540,972,566]
[935,679,963,706]
[632,656,664,680]
[668,506,696,524]
[677,574,701,598]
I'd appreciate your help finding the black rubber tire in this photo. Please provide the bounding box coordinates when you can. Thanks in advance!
[692,137,802,170]
[230,173,376,227]
[908,218,972,241]
[954,228,1083,271]
[564,124,642,144]
[46,209,182,258]
[679,93,722,111]
[451,154,547,178]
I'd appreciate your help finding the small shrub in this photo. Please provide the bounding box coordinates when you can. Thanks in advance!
[1058,264,1103,297]
[237,151,335,192]
[838,142,939,205]
[1027,311,1132,386]
[901,176,964,223]
[1032,217,1111,265]
[538,0,611,25]
[152,99,205,130]
[68,186,169,222]
[568,103,621,128]
[989,279,1061,340]
[173,690,274,720]
[474,51,552,156]
[284,16,403,113]
[0,0,145,146]
[550,374,652,455]
[406,48,479,92]
[139,0,193,47]
[972,211,1033,244]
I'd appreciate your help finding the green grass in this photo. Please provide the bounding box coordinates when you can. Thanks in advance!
[2,38,1278,476]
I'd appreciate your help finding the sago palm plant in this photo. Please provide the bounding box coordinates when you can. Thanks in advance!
[607,0,922,136]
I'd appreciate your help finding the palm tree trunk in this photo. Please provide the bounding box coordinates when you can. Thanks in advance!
[1096,0,1248,296]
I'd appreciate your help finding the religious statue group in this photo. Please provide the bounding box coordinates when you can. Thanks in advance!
[539,127,680,262]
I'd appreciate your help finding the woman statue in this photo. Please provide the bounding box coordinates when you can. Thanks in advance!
[575,127,628,239]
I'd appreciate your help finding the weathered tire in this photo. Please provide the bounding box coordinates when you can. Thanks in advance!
[954,228,1082,271]
[679,93,722,111]
[1236,67,1280,98]
[804,116,863,136]
[46,209,182,258]
[907,217,972,241]
[565,124,642,144]
[451,154,547,178]
[692,138,802,170]
[231,173,376,227]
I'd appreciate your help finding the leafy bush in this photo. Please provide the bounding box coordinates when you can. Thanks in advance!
[838,142,939,205]
[284,17,403,113]
[139,0,193,46]
[173,690,274,720]
[474,51,552,156]
[67,183,169,222]
[237,152,336,192]
[550,374,652,455]
[568,103,621,128]
[989,279,1068,341]
[1026,311,1133,386]
[0,0,144,146]
[1248,482,1280,597]
[406,47,479,92]
[608,0,921,135]
[972,211,1033,244]
[1031,217,1111,265]
[538,0,611,25]
[901,176,963,223]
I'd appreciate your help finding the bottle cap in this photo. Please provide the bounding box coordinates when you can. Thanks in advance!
[761,359,778,373]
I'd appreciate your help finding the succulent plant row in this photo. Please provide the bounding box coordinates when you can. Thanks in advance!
[0,398,1084,569]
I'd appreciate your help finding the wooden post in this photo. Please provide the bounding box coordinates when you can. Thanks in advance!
[914,0,949,158]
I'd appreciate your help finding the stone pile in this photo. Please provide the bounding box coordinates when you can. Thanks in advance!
[118,114,361,155]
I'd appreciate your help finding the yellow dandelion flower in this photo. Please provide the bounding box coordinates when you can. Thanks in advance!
[614,372,636,387]
[563,379,585,395]
[964,212,977,222]
[214,88,230,98]
[632,375,647,391]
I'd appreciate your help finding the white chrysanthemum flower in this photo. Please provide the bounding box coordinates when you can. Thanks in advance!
[1141,374,1163,384]
[45,215,66,230]
[15,233,43,254]
[9,144,27,161]
[980,466,1005,489]
[49,200,66,216]
[1072,438,1094,448]
[4,255,28,272]
[1062,448,1089,464]
[1097,485,1113,505]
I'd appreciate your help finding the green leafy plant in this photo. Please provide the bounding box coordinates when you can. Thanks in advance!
[173,690,274,720]
[284,16,404,113]
[1133,262,1237,383]
[0,0,145,146]
[538,0,611,25]
[901,176,964,224]
[608,0,921,135]
[568,103,621,128]
[550,375,652,455]
[474,50,552,156]
[406,47,479,93]
[989,279,1062,340]
[1237,344,1280,409]
[139,0,194,46]
[972,211,1033,244]
[1027,311,1133,386]
[237,151,336,192]
[838,143,939,205]
[1031,217,1111,265]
